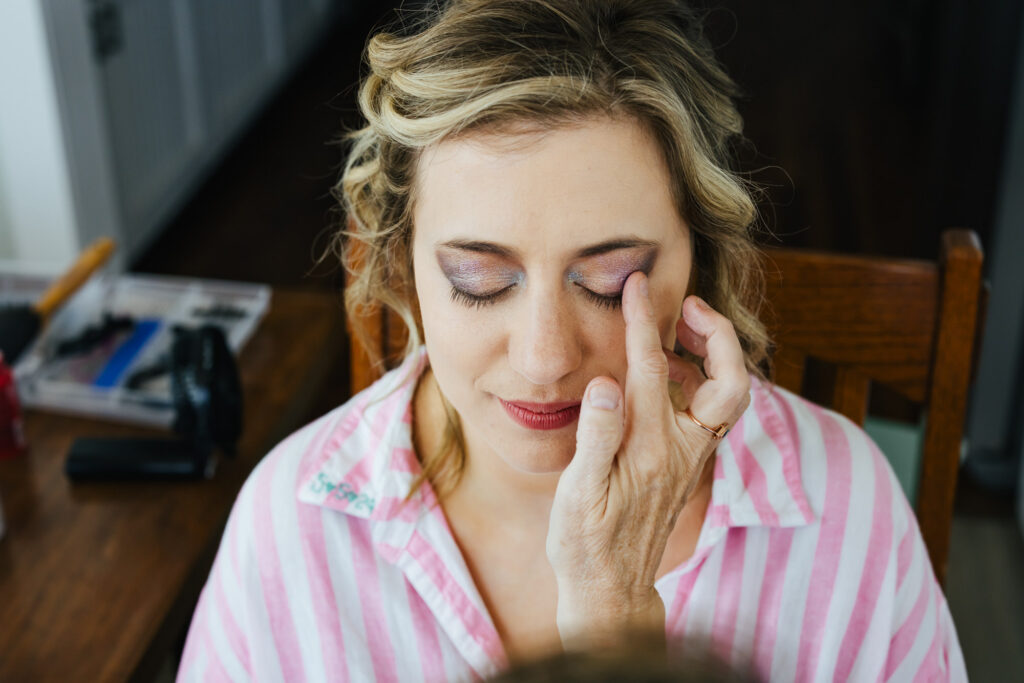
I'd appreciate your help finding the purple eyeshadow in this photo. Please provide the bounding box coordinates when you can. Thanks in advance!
[436,244,658,298]
[436,251,523,294]
[567,248,657,295]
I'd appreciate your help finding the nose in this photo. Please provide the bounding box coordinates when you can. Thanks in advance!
[508,289,583,386]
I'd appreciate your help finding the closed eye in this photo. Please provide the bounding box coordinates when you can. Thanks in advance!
[449,285,515,308]
[575,283,622,309]
[448,282,623,310]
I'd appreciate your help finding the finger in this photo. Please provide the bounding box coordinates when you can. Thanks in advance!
[563,377,624,490]
[622,272,671,408]
[681,296,746,385]
[675,316,707,358]
[679,296,750,429]
[665,349,703,399]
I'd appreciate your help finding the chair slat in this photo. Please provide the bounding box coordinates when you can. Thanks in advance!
[831,367,869,426]
[916,230,984,584]
[773,346,806,395]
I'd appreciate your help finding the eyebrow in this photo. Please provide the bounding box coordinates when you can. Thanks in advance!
[437,237,660,260]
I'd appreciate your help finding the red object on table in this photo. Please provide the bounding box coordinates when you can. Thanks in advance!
[0,353,26,458]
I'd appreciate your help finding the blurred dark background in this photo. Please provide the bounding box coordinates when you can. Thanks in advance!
[134,0,1024,282]
[704,0,1023,260]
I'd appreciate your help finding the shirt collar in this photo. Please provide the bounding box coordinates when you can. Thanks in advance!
[296,349,429,523]
[705,376,816,530]
[296,350,507,676]
[297,359,814,532]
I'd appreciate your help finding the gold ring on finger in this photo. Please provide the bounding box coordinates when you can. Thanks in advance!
[684,406,729,440]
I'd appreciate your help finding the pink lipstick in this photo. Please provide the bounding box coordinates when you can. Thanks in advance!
[499,399,582,430]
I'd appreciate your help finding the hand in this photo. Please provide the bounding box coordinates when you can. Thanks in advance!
[546,271,751,648]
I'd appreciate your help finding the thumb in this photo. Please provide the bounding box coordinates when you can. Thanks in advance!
[563,377,624,488]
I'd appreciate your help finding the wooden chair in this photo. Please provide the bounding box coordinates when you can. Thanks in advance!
[762,230,984,585]
[347,229,985,585]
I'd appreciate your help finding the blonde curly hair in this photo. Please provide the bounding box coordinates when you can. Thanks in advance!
[335,0,770,498]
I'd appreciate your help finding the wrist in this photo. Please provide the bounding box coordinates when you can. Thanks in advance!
[556,585,665,650]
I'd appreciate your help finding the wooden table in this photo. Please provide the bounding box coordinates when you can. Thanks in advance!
[0,289,346,681]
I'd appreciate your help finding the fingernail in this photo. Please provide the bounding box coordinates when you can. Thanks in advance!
[694,296,711,312]
[588,382,619,411]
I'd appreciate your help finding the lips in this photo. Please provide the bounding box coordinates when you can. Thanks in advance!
[499,398,582,430]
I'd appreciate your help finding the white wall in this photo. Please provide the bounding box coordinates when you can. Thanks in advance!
[0,0,81,267]
[0,148,14,259]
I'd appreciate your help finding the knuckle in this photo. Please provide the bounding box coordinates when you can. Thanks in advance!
[640,349,669,379]
[714,372,750,407]
[717,316,737,335]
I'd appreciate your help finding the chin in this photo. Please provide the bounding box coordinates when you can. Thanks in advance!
[492,430,578,475]
[457,392,583,475]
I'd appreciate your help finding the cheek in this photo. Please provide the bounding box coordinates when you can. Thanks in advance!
[417,286,503,393]
[579,308,629,385]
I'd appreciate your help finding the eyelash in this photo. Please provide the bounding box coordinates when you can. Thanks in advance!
[448,284,623,310]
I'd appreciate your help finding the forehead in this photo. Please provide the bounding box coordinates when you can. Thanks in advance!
[412,116,687,257]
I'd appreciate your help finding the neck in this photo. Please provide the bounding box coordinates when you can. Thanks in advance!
[457,425,563,530]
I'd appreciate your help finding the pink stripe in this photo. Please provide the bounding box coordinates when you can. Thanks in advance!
[297,502,349,683]
[254,456,307,682]
[347,516,400,683]
[406,580,447,682]
[327,395,403,505]
[760,384,815,523]
[407,530,506,665]
[229,502,245,587]
[666,566,702,634]
[895,518,916,592]
[707,504,733,527]
[296,408,360,485]
[390,446,421,473]
[212,558,252,675]
[179,587,211,676]
[833,448,894,681]
[710,528,747,661]
[797,408,853,679]
[203,646,235,683]
[372,495,421,523]
[751,526,796,678]
[884,566,933,679]
[339,444,375,491]
[913,583,944,682]
[728,433,780,526]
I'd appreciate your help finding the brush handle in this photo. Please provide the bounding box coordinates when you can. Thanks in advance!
[33,238,116,319]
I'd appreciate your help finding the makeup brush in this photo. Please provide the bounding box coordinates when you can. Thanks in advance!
[0,238,116,365]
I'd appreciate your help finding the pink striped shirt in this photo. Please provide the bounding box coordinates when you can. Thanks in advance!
[179,352,966,682]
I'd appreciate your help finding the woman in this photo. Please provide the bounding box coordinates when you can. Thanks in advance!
[179,1,966,681]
